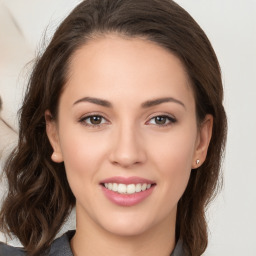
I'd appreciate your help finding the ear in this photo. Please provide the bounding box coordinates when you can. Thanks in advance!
[45,110,63,163]
[192,114,213,169]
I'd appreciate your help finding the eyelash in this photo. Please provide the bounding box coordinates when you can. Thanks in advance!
[79,114,109,128]
[79,114,177,128]
[147,115,177,127]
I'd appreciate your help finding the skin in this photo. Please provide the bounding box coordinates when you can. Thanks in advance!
[46,35,213,256]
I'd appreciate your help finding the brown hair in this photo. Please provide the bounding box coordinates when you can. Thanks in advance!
[0,0,227,255]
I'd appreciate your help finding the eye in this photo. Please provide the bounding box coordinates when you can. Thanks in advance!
[147,115,176,126]
[79,115,108,127]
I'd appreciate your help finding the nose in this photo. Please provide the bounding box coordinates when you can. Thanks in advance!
[109,123,147,168]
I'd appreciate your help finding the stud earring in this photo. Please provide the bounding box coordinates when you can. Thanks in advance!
[196,159,200,165]
[52,152,58,161]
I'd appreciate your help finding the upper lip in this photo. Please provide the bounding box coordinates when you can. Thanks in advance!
[100,176,155,185]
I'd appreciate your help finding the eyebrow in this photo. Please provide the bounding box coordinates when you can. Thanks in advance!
[141,97,185,109]
[73,97,112,108]
[73,96,185,109]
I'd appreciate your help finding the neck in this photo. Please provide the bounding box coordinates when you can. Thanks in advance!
[71,206,176,256]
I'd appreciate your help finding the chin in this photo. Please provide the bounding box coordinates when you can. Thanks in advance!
[98,213,157,237]
[105,223,151,237]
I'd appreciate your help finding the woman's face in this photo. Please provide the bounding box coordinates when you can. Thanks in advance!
[46,35,212,237]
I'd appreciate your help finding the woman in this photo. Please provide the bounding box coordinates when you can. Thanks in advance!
[0,0,227,255]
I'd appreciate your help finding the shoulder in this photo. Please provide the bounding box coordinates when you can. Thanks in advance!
[49,230,75,256]
[0,242,25,256]
[0,230,75,256]
[170,239,186,256]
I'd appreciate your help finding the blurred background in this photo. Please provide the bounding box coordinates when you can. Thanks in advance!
[0,0,255,255]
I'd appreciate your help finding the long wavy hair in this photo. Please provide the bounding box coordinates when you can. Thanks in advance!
[0,0,227,255]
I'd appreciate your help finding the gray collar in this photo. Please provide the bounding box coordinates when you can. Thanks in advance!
[49,230,75,256]
[0,230,185,256]
[50,230,185,256]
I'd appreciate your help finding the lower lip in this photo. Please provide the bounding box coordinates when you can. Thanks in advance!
[101,185,155,207]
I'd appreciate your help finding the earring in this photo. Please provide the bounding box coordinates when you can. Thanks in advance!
[196,159,200,165]
[52,152,58,161]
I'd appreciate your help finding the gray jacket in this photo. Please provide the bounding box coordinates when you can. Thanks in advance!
[0,230,185,255]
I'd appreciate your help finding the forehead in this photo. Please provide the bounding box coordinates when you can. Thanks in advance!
[62,35,194,108]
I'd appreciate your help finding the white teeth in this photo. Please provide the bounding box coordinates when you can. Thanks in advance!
[118,184,126,194]
[135,184,142,192]
[141,183,147,191]
[112,183,118,192]
[127,184,136,194]
[104,183,152,194]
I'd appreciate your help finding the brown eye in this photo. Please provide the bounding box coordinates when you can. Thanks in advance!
[148,115,176,126]
[89,116,102,125]
[80,115,108,127]
[155,116,168,125]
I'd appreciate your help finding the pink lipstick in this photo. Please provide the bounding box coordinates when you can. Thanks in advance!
[100,176,156,207]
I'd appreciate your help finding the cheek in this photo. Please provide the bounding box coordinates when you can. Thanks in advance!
[148,127,197,198]
[150,128,197,173]
[58,130,110,208]
[57,123,109,184]
[155,144,192,197]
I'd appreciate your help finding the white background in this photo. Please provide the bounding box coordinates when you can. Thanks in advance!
[0,0,255,255]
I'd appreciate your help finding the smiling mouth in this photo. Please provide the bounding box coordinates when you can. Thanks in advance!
[101,183,156,195]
